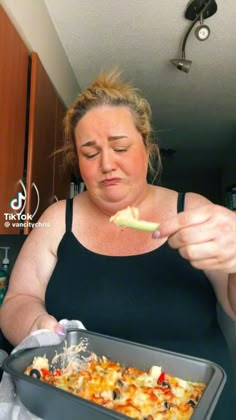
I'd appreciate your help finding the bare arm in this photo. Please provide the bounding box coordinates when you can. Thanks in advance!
[185,194,236,320]
[228,273,236,317]
[204,270,236,321]
[0,200,66,345]
[154,192,236,320]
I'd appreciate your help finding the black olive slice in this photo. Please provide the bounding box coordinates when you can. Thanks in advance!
[163,400,171,409]
[112,388,121,400]
[29,368,41,379]
[188,399,196,407]
[117,379,124,387]
[161,381,170,388]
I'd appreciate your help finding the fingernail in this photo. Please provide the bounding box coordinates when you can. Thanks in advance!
[55,324,66,336]
[152,230,160,239]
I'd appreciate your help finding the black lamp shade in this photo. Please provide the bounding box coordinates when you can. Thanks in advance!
[170,59,192,73]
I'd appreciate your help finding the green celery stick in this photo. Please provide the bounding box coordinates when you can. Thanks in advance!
[110,207,159,232]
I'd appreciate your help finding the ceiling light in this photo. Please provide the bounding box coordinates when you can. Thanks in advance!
[170,0,217,73]
[195,23,210,41]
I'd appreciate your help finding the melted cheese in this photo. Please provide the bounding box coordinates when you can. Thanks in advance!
[25,354,206,420]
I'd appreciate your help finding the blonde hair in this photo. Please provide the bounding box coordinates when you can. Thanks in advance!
[63,69,161,182]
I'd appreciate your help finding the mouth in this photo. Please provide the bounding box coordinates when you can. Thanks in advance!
[101,178,121,186]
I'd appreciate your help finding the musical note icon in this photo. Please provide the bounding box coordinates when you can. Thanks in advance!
[10,192,26,211]
[9,180,40,218]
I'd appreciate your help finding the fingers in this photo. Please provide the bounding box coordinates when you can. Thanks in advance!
[155,205,212,239]
[167,221,216,249]
[183,254,235,272]
[30,313,66,336]
[54,323,67,336]
[152,204,236,273]
[178,241,217,262]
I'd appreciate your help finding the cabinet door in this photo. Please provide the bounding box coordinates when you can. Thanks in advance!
[53,98,70,201]
[25,52,57,233]
[0,6,28,234]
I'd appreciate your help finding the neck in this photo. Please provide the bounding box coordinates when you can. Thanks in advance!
[86,184,152,217]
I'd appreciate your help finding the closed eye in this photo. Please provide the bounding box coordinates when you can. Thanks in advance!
[84,152,99,159]
[114,148,128,152]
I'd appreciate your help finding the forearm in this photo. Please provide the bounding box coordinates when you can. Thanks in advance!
[0,294,48,346]
[228,273,236,317]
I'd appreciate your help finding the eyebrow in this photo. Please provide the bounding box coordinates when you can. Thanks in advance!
[81,136,128,148]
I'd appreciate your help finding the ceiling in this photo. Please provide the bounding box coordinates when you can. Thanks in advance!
[44,0,236,171]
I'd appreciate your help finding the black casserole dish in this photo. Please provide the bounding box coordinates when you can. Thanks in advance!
[3,329,226,420]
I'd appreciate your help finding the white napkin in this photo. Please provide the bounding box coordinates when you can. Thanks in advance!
[0,320,85,420]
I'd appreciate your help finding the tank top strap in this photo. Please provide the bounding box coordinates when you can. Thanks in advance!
[177,192,186,213]
[65,198,73,232]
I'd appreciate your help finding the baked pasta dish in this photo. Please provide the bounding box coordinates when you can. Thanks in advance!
[24,349,206,420]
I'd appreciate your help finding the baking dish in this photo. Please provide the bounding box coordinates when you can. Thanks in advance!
[3,329,226,420]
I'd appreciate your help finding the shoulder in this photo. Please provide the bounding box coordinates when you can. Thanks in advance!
[184,192,211,210]
[35,195,87,245]
[150,186,211,209]
[38,199,67,221]
[150,185,178,202]
[35,199,68,237]
[147,185,179,220]
[26,200,68,255]
[149,186,212,219]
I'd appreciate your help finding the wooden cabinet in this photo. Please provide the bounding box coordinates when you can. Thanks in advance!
[53,97,71,201]
[0,8,70,235]
[25,52,70,233]
[25,51,57,229]
[0,5,28,234]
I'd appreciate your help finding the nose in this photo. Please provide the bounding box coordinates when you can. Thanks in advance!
[100,149,115,174]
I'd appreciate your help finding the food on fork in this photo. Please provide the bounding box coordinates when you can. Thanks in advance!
[110,206,159,232]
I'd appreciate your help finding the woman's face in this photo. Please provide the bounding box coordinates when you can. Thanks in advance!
[75,105,149,212]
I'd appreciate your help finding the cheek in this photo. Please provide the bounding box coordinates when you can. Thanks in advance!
[78,158,96,184]
[128,149,148,175]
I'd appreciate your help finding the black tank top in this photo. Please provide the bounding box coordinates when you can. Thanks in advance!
[45,192,235,418]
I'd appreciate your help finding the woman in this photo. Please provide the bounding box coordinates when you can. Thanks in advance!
[1,70,236,418]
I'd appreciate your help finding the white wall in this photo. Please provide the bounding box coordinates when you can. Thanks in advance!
[1,0,79,106]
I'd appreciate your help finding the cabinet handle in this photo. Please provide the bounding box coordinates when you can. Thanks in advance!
[31,182,40,218]
[54,195,59,202]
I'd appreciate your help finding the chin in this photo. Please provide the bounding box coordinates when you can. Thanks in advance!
[104,193,128,203]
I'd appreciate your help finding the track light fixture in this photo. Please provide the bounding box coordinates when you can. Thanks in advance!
[170,58,192,73]
[170,0,217,73]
